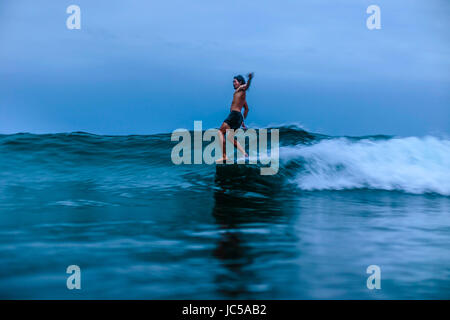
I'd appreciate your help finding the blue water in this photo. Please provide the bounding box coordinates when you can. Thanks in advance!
[0,127,449,299]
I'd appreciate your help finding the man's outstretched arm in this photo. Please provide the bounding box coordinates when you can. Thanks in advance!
[237,72,254,91]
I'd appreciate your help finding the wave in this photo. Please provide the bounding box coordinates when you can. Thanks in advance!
[281,135,450,196]
[1,126,449,196]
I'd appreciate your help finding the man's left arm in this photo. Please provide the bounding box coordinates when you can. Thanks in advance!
[241,102,249,129]
[243,102,249,119]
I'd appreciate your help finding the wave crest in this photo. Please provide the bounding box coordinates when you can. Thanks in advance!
[281,136,450,195]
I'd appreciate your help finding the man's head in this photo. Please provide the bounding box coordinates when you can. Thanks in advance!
[233,75,246,89]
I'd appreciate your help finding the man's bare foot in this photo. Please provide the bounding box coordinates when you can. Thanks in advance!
[215,156,228,164]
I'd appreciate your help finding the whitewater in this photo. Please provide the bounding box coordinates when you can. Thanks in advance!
[281,135,450,196]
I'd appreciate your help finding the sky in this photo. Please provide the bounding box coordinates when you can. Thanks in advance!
[0,0,449,136]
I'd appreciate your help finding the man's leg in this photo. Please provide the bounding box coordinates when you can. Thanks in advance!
[227,129,248,157]
[216,122,230,163]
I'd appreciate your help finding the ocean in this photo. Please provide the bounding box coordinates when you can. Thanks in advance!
[0,126,449,299]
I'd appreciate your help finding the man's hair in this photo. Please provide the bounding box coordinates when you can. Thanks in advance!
[234,75,246,85]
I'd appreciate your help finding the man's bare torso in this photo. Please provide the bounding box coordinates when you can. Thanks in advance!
[230,90,246,112]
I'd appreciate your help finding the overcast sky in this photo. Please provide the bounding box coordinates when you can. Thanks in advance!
[0,0,449,136]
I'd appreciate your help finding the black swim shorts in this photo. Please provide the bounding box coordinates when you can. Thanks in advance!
[224,111,243,130]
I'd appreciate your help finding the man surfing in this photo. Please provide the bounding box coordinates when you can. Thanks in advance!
[216,72,254,163]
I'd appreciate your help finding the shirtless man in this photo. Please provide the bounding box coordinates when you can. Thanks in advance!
[216,72,254,163]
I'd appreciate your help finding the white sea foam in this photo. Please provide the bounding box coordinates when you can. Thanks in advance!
[281,136,450,195]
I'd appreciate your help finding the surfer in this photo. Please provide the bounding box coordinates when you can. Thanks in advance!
[216,72,254,163]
